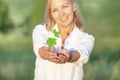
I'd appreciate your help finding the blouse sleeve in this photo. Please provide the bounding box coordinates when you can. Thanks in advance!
[73,33,95,65]
[32,24,48,58]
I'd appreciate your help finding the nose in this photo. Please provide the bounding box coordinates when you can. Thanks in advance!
[59,10,64,17]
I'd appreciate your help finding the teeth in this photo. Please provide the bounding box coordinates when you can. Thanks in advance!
[60,17,67,21]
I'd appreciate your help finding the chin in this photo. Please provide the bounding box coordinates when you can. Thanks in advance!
[60,24,69,27]
[60,22,72,27]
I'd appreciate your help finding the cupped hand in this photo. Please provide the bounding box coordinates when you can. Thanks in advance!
[42,46,58,63]
[56,49,69,63]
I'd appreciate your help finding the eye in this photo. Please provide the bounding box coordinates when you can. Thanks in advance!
[52,9,57,13]
[63,5,68,8]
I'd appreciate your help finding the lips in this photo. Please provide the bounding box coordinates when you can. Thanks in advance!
[59,16,68,22]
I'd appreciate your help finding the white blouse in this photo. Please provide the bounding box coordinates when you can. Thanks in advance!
[32,24,95,80]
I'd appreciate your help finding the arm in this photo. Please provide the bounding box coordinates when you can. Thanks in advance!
[56,34,95,64]
[72,34,95,64]
[32,25,58,62]
[32,25,47,58]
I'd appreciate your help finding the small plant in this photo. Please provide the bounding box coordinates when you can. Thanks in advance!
[46,29,60,48]
[46,29,66,56]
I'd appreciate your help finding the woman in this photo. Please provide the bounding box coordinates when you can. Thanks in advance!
[32,0,95,80]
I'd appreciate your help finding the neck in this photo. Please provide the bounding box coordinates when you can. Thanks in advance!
[58,23,74,40]
[58,23,74,34]
[58,23,75,49]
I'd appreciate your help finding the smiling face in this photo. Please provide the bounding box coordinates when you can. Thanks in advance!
[50,0,76,28]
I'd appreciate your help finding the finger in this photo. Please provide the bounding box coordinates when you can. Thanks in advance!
[48,55,57,59]
[43,46,50,51]
[59,49,69,58]
[57,59,65,64]
[57,55,66,63]
[50,58,58,63]
[57,53,65,56]
[47,52,57,60]
[59,54,66,59]
[48,51,57,56]
[57,53,68,61]
[60,55,67,62]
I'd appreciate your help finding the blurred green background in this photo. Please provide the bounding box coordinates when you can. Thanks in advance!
[0,0,120,80]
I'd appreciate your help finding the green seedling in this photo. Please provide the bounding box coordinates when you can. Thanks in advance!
[46,29,60,48]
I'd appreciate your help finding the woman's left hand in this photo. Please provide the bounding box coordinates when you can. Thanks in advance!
[57,49,69,63]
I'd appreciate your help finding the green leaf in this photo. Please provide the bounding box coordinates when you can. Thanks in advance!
[52,29,60,38]
[46,38,56,48]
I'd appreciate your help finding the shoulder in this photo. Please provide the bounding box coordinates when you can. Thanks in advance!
[32,24,48,36]
[81,31,94,40]
[75,27,95,41]
[33,24,46,31]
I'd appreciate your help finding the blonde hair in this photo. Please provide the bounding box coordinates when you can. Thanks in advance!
[45,0,83,31]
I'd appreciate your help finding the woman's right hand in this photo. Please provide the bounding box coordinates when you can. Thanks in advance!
[38,46,58,63]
